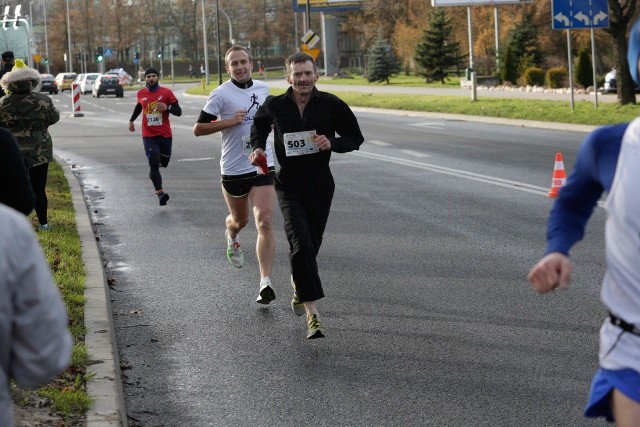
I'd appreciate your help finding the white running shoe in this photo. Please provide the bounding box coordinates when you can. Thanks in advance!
[225,230,244,268]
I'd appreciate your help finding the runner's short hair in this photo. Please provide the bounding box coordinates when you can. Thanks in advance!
[285,53,317,75]
[225,45,252,64]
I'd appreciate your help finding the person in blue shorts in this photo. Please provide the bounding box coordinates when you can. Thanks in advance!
[528,19,640,425]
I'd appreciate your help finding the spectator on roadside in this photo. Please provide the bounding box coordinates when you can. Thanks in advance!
[528,18,640,424]
[200,64,205,78]
[250,52,365,339]
[188,64,195,79]
[0,128,34,215]
[0,202,73,427]
[0,59,60,231]
[0,51,14,97]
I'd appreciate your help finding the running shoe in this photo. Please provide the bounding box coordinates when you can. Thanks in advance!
[256,282,276,304]
[225,230,244,268]
[37,223,51,232]
[157,191,170,206]
[290,276,305,316]
[306,314,325,339]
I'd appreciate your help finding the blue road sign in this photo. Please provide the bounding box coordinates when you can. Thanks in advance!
[104,48,113,58]
[552,0,609,30]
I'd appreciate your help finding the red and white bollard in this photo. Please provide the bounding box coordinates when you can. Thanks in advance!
[70,83,84,118]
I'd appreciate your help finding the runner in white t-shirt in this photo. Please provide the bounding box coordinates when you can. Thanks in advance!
[193,45,277,305]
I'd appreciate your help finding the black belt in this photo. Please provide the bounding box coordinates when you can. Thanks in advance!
[609,313,640,337]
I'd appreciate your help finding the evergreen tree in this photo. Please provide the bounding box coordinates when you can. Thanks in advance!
[414,8,464,84]
[366,37,401,84]
[574,48,593,89]
[500,9,545,81]
[500,43,518,84]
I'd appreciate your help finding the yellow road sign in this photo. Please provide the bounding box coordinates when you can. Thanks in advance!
[301,45,321,61]
[33,54,41,63]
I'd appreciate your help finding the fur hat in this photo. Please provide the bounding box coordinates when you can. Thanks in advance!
[628,18,640,86]
[0,59,41,93]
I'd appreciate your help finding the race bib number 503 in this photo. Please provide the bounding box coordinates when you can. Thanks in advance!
[284,131,318,157]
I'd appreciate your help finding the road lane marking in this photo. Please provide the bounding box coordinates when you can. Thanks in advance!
[400,149,429,158]
[178,157,216,162]
[354,150,549,196]
[368,140,392,146]
[409,122,445,129]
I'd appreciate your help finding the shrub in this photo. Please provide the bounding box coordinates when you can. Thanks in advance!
[546,66,568,88]
[522,67,545,86]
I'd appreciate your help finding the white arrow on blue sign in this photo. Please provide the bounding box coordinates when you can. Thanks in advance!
[552,0,609,30]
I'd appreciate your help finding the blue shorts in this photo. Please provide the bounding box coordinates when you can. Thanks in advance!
[584,368,640,421]
[143,136,172,166]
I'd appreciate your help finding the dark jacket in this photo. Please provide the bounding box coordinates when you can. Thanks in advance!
[250,87,364,182]
[0,128,34,215]
[0,65,60,168]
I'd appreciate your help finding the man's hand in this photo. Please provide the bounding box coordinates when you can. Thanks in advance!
[249,148,265,165]
[229,109,247,126]
[128,121,135,132]
[528,252,573,293]
[313,134,331,151]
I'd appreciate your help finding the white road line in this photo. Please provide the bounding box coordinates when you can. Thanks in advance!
[400,149,429,158]
[354,150,549,196]
[178,157,216,162]
[367,140,391,146]
[409,122,445,129]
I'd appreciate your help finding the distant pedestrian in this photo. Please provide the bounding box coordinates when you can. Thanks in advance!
[0,128,34,215]
[200,64,205,78]
[128,67,182,205]
[0,59,60,231]
[0,202,73,427]
[188,64,195,79]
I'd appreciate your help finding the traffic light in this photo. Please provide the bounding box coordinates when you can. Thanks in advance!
[157,50,162,58]
[96,46,103,63]
[172,49,178,57]
[44,57,48,64]
[134,52,139,60]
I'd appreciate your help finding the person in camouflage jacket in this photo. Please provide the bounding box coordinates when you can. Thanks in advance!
[0,59,60,230]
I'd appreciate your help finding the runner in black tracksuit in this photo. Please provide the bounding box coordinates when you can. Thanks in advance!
[250,52,364,339]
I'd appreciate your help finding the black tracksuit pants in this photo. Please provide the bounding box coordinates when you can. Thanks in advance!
[275,169,335,302]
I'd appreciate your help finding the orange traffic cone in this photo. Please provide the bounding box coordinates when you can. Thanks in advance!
[547,152,567,198]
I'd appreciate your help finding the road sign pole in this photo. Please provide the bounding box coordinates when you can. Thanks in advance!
[567,30,574,111]
[591,28,599,108]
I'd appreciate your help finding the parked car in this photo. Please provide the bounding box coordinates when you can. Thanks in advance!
[92,74,124,98]
[39,74,58,94]
[74,73,100,95]
[602,68,640,93]
[54,72,77,92]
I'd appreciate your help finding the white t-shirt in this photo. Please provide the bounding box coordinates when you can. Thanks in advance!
[202,79,273,176]
[600,117,640,372]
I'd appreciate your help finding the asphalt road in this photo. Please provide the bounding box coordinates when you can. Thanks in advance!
[50,85,610,426]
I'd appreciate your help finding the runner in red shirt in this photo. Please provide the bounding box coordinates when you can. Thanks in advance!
[128,68,182,205]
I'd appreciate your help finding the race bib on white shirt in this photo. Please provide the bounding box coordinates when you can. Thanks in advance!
[147,113,162,126]
[242,135,253,156]
[284,131,318,156]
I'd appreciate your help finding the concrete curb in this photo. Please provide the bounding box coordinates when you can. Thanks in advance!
[59,156,128,427]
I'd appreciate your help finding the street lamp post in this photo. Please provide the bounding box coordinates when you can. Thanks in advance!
[44,0,50,73]
[200,0,209,84]
[65,0,72,72]
[215,0,222,85]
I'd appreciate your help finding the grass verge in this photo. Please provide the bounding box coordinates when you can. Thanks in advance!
[12,159,92,423]
[186,76,639,126]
